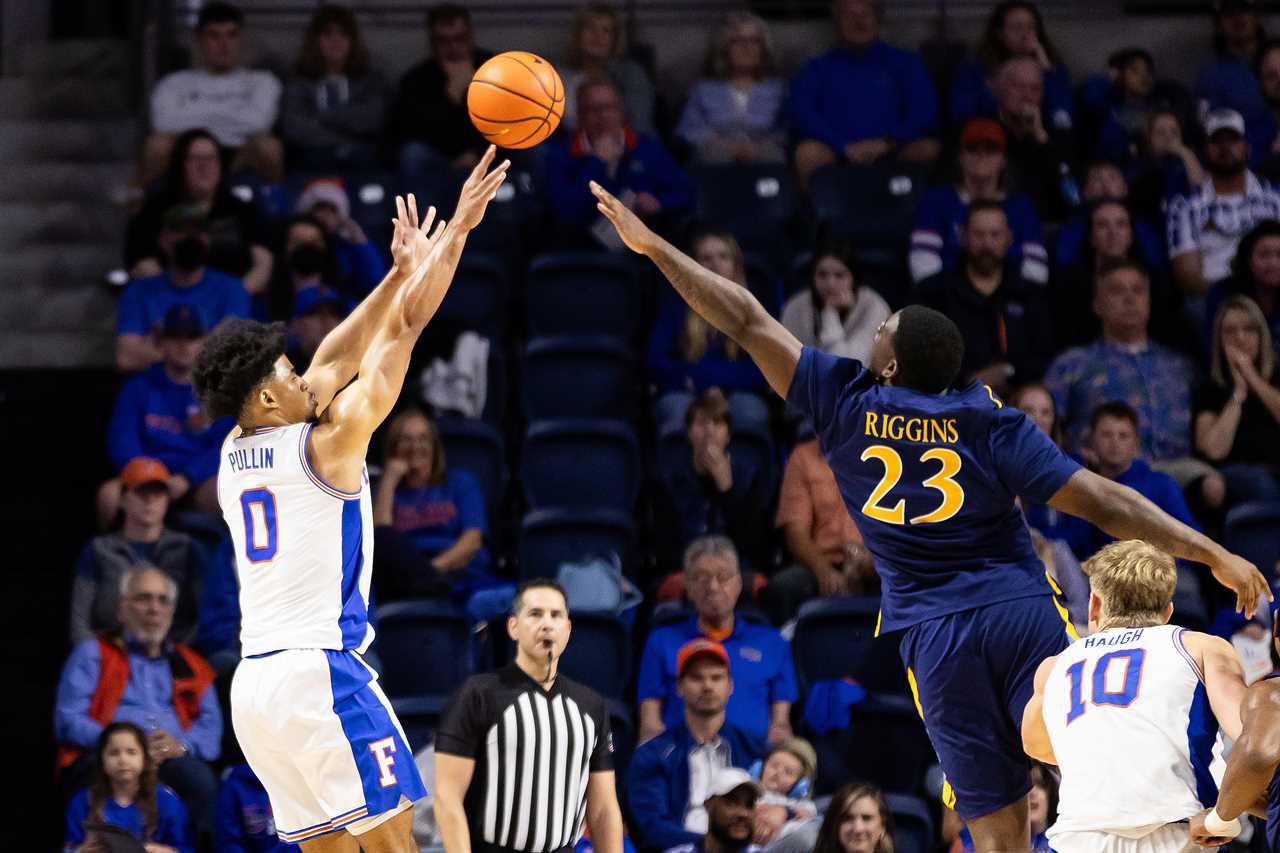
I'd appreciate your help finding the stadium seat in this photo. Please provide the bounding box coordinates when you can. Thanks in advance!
[792,597,907,695]
[809,162,927,252]
[522,335,637,421]
[689,163,797,264]
[391,696,442,752]
[743,252,784,317]
[372,600,478,701]
[608,702,637,779]
[885,793,936,853]
[1223,501,1280,581]
[442,161,542,261]
[654,422,776,501]
[436,252,508,337]
[518,507,635,581]
[521,419,640,511]
[527,252,642,341]
[436,416,507,519]
[342,171,400,251]
[556,611,631,700]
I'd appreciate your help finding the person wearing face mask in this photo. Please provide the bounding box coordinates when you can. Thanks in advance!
[781,242,890,364]
[294,178,390,295]
[116,206,252,373]
[266,215,348,321]
[913,201,1055,394]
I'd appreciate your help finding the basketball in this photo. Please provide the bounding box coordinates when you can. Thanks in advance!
[467,51,564,150]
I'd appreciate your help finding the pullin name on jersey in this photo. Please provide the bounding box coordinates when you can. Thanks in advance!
[227,447,275,472]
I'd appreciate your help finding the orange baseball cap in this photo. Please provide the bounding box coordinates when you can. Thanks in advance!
[677,638,730,678]
[121,457,171,490]
[960,118,1006,150]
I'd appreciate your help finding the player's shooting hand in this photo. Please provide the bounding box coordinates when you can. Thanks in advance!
[452,145,512,232]
[590,181,660,256]
[1211,551,1271,619]
[389,193,444,274]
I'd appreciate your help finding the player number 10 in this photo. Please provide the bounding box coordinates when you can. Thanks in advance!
[860,445,965,525]
[1065,649,1146,724]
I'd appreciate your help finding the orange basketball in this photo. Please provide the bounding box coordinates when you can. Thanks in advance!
[467,51,564,149]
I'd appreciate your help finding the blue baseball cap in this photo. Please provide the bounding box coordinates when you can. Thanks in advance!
[292,287,347,319]
[159,303,207,338]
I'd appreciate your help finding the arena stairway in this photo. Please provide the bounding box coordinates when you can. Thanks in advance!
[0,38,136,368]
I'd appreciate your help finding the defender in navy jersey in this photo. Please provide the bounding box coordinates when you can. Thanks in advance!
[589,181,1269,853]
[1192,618,1280,851]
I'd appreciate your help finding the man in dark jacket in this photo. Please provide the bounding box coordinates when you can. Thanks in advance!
[627,639,764,853]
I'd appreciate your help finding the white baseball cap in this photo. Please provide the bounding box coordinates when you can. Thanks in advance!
[1205,108,1246,138]
[705,767,762,801]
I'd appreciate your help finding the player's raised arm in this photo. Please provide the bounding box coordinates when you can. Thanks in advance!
[1020,656,1058,765]
[1047,469,1270,617]
[590,181,803,397]
[1191,678,1280,845]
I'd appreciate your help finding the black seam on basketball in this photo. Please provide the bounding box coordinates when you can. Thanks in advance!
[470,78,556,111]
[507,116,549,147]
[470,112,550,125]
[504,53,562,104]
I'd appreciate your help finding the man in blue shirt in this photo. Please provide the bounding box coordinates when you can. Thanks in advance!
[589,179,1268,853]
[790,0,939,191]
[1196,0,1274,169]
[116,205,251,372]
[637,536,797,745]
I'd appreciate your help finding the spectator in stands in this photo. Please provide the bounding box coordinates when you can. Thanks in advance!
[910,118,1047,285]
[103,306,229,522]
[651,390,773,573]
[627,639,765,852]
[781,241,891,362]
[293,178,389,295]
[648,232,770,437]
[56,565,221,838]
[78,457,206,645]
[389,3,491,178]
[559,2,655,135]
[125,128,274,295]
[751,738,818,846]
[1054,160,1165,271]
[637,536,797,746]
[287,286,348,374]
[992,55,1078,219]
[812,783,893,853]
[1196,0,1273,168]
[1209,219,1280,362]
[117,205,252,373]
[766,423,875,624]
[1255,40,1280,172]
[372,408,495,606]
[1127,109,1205,227]
[64,722,194,853]
[676,11,786,164]
[1079,48,1194,169]
[1195,295,1280,507]
[1168,108,1280,296]
[215,763,299,852]
[546,77,692,245]
[951,2,1073,132]
[790,0,940,191]
[280,4,388,170]
[913,200,1055,392]
[143,2,282,185]
[1045,261,1201,477]
[1052,199,1182,350]
[265,214,350,320]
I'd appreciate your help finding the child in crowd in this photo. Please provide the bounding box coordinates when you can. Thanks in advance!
[751,738,819,845]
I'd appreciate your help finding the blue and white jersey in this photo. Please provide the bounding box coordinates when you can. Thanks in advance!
[217,422,374,657]
[1044,625,1226,837]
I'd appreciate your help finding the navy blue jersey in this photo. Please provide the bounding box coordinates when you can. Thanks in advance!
[788,347,1082,631]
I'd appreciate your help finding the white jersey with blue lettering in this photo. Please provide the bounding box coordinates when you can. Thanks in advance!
[1043,625,1226,840]
[217,421,374,657]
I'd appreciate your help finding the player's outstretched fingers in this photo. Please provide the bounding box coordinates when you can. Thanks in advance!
[395,194,407,226]
[407,193,420,231]
[419,205,437,236]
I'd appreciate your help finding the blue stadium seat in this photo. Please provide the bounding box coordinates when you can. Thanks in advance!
[440,162,543,262]
[608,702,637,779]
[792,597,907,695]
[690,163,797,263]
[521,419,640,511]
[810,163,927,252]
[436,416,507,519]
[342,171,400,251]
[436,253,508,337]
[557,612,631,700]
[743,253,784,317]
[522,335,637,421]
[1223,501,1280,581]
[391,696,442,752]
[655,422,776,499]
[372,600,477,701]
[886,793,936,853]
[527,252,642,341]
[519,507,635,581]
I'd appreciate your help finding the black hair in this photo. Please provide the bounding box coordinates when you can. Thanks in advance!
[193,319,287,422]
[963,198,1009,230]
[428,3,471,30]
[977,1,1063,70]
[296,4,370,78]
[197,1,243,30]
[892,306,964,394]
[511,579,568,615]
[1108,46,1154,73]
[1090,400,1140,431]
[156,128,229,212]
[1230,219,1280,290]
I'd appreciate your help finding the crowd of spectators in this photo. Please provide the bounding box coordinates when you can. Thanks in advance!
[62,0,1280,850]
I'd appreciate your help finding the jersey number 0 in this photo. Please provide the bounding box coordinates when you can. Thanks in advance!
[860,445,965,525]
[239,488,279,563]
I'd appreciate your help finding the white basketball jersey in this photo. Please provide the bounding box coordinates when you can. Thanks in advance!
[1044,625,1227,838]
[217,422,375,657]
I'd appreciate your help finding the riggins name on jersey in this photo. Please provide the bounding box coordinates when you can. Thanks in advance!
[864,412,959,444]
[227,446,275,472]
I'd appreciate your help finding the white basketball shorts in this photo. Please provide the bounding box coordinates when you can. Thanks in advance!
[1050,823,1208,853]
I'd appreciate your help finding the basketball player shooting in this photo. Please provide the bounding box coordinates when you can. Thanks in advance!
[589,180,1269,853]
[192,147,510,852]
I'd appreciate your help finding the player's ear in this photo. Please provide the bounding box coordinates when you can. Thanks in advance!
[258,384,278,411]
[1160,602,1174,624]
[1088,591,1104,626]
[880,358,898,383]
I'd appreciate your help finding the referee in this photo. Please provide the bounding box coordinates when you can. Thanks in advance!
[434,579,624,853]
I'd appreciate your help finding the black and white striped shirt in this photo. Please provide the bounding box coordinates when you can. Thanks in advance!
[436,663,614,853]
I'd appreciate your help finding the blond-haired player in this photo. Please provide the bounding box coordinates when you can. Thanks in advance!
[1022,540,1249,853]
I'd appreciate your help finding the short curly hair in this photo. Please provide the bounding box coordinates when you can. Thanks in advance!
[193,319,287,422]
[893,305,964,394]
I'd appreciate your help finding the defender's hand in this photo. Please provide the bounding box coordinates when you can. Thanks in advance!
[590,181,660,256]
[1211,552,1271,619]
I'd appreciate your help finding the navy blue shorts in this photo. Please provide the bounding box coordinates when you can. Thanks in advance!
[898,593,1075,820]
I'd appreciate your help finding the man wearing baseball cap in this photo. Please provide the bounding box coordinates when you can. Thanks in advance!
[1168,106,1280,295]
[660,767,763,853]
[1196,0,1272,166]
[628,638,765,853]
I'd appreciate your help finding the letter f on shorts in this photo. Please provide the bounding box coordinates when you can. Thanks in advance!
[370,737,399,788]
